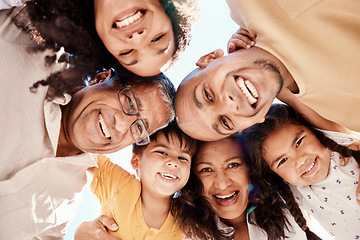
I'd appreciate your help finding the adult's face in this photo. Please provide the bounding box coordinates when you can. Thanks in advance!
[193,137,250,222]
[94,0,175,77]
[175,47,283,141]
[262,124,331,186]
[63,71,170,154]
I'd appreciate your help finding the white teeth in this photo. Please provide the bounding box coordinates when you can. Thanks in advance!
[236,77,258,106]
[304,161,315,173]
[99,113,110,138]
[115,10,143,28]
[215,191,237,199]
[160,172,177,180]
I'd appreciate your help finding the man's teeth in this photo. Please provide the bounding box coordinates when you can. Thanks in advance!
[160,172,177,180]
[304,160,315,174]
[114,10,143,28]
[99,114,110,138]
[236,77,258,106]
[215,191,237,200]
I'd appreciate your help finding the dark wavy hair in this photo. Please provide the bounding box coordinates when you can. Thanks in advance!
[243,103,360,240]
[172,134,304,240]
[12,0,197,98]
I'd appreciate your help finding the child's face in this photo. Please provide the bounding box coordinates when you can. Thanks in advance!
[94,0,175,77]
[262,124,331,186]
[133,132,192,198]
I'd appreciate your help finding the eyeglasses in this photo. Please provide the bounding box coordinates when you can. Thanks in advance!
[112,70,150,146]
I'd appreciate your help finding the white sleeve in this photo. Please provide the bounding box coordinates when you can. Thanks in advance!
[0,0,29,10]
[0,155,93,239]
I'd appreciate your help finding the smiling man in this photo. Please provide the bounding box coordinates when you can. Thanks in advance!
[175,0,360,141]
[0,67,175,239]
[175,47,290,141]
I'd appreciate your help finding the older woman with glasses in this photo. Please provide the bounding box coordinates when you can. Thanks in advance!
[0,68,175,239]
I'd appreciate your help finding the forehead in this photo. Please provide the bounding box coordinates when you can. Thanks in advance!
[195,138,243,163]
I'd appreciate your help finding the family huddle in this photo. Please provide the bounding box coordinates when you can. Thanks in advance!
[1,0,359,239]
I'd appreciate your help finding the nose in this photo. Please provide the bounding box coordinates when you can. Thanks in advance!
[214,171,231,190]
[127,29,146,42]
[295,154,307,169]
[114,111,137,134]
[220,93,239,113]
[166,157,179,168]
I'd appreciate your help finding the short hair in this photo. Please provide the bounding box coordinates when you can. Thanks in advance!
[132,121,198,157]
[114,68,176,130]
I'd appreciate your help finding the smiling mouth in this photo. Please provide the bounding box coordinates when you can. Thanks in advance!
[99,113,110,138]
[301,159,316,176]
[214,191,239,202]
[112,10,145,29]
[236,76,258,108]
[159,172,178,181]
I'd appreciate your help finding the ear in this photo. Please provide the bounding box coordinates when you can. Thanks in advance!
[88,69,112,86]
[130,153,140,170]
[196,49,224,68]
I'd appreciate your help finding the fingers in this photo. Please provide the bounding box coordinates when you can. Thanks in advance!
[74,216,120,240]
[227,28,256,53]
[98,215,118,232]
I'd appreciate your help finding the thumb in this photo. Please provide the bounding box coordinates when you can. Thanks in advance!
[99,215,118,232]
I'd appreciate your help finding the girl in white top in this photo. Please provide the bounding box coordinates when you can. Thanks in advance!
[244,103,360,240]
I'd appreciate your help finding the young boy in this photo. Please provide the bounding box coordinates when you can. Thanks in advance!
[89,121,197,239]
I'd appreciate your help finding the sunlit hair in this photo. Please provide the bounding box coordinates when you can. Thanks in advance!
[12,0,197,98]
[172,134,306,240]
[160,0,199,70]
[243,103,360,240]
[132,120,197,158]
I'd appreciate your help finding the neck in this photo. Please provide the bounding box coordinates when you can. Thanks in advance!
[141,190,172,229]
[221,214,249,240]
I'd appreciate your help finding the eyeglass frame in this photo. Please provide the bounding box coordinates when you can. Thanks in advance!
[111,69,150,146]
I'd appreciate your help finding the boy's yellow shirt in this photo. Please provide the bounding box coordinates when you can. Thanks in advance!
[91,155,185,240]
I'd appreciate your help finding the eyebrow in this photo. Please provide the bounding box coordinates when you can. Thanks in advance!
[157,46,169,55]
[121,45,170,67]
[270,129,304,167]
[212,123,229,136]
[135,97,150,131]
[122,59,138,66]
[193,85,203,109]
[196,157,243,166]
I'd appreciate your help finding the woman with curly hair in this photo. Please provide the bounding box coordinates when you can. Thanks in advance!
[244,103,360,239]
[2,0,197,98]
[173,135,315,240]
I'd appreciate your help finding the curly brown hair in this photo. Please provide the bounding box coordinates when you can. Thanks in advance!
[13,0,197,98]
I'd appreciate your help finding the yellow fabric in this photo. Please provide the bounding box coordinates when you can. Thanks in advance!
[225,0,360,132]
[91,155,185,240]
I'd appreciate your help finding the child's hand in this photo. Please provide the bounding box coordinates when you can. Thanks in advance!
[228,28,256,53]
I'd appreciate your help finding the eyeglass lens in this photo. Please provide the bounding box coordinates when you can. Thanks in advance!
[118,87,150,145]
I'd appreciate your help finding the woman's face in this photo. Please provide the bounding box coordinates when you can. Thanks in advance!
[193,137,250,222]
[94,0,175,77]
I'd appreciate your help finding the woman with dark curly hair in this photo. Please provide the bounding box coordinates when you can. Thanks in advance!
[172,135,314,240]
[2,0,197,98]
